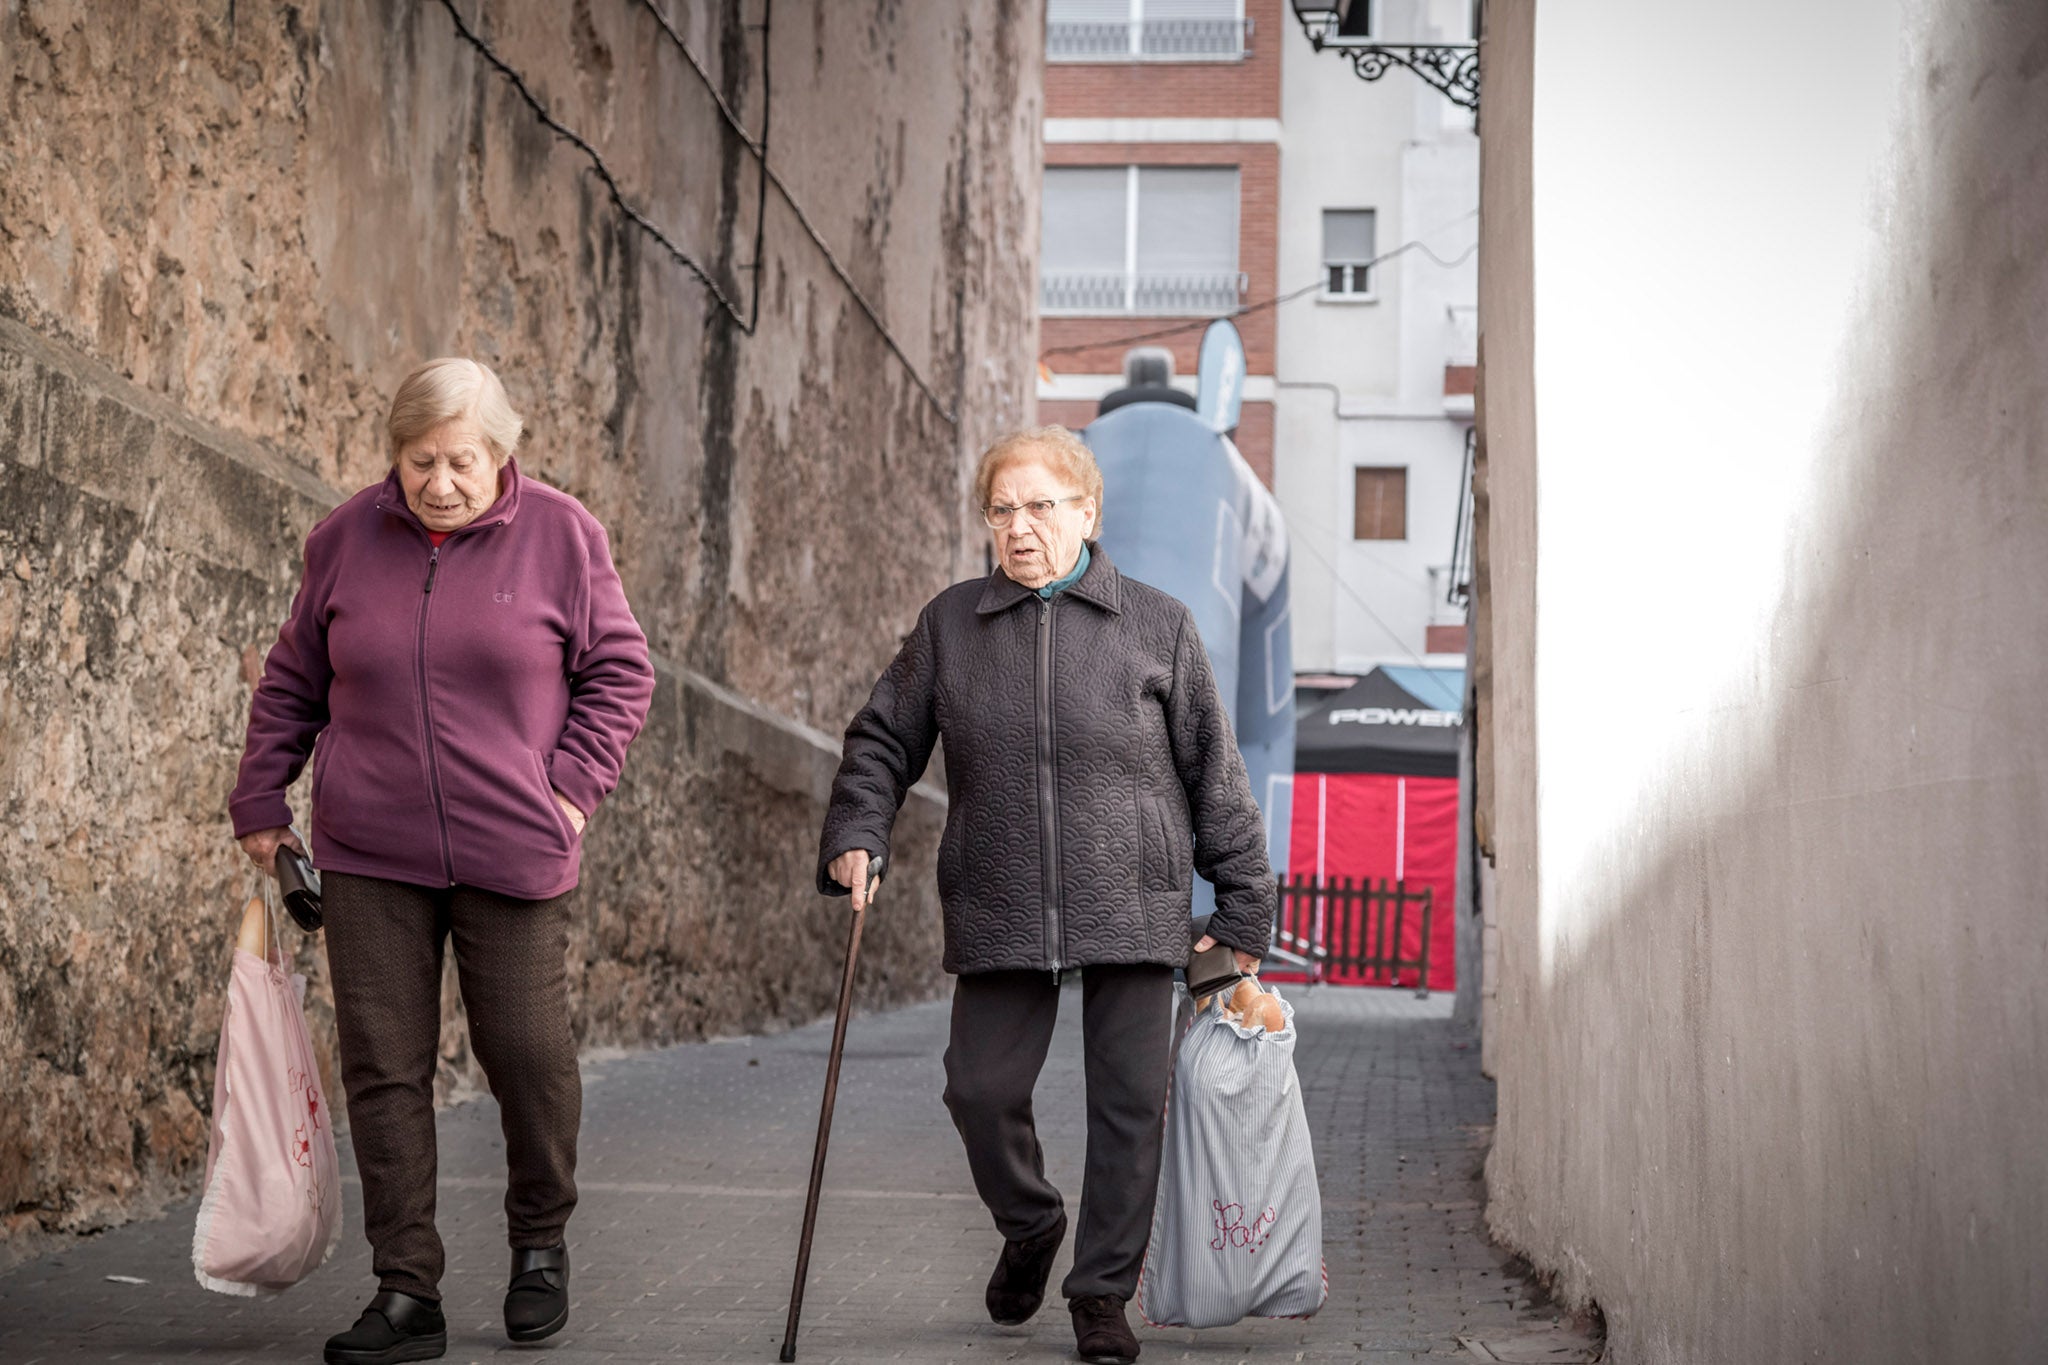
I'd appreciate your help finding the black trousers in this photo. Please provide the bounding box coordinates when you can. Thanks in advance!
[322,872,581,1302]
[941,963,1174,1302]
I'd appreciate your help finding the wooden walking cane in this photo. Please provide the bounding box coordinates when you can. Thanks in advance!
[779,855,883,1362]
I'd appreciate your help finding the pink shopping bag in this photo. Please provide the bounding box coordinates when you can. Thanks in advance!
[191,893,341,1295]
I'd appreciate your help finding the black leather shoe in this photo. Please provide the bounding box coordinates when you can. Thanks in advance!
[323,1290,447,1365]
[1070,1293,1140,1364]
[986,1210,1067,1325]
[504,1243,570,1343]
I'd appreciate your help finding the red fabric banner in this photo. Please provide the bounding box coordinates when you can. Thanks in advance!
[1279,772,1459,991]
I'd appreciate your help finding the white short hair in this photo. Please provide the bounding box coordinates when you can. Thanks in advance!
[387,357,525,464]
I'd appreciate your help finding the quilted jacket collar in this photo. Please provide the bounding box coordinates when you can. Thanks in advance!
[975,540,1124,616]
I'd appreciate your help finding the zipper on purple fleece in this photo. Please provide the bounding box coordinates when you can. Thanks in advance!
[417,547,456,886]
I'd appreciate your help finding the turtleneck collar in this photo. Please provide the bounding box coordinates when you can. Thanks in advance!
[1036,539,1091,600]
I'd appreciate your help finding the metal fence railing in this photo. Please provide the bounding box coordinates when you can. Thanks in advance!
[1048,18,1249,60]
[1265,874,1435,996]
[1047,20,1134,58]
[1138,18,1249,57]
[1040,272,1132,314]
[1041,271,1246,316]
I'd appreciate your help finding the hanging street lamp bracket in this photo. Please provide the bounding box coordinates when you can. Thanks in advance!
[1290,3,1480,112]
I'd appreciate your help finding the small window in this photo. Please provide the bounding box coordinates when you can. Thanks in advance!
[1324,209,1377,298]
[1354,467,1407,540]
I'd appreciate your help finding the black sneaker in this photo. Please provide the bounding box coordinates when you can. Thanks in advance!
[986,1210,1067,1325]
[323,1290,447,1365]
[504,1243,570,1342]
[1069,1293,1140,1364]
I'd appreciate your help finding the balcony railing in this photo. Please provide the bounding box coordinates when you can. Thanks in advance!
[1142,18,1249,56]
[1047,18,1251,61]
[1041,271,1247,316]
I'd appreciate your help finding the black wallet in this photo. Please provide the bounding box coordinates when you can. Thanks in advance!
[1187,909,1246,999]
[275,844,323,932]
[1187,939,1245,1000]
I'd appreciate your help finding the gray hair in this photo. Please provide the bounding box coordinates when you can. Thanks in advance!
[386,357,525,465]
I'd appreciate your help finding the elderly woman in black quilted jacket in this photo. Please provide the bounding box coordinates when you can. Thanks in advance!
[817,424,1274,1365]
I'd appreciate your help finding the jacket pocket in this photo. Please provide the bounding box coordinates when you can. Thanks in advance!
[311,729,336,813]
[529,749,579,848]
[1140,793,1192,893]
[936,818,963,900]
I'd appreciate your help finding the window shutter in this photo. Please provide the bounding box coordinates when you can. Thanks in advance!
[1047,0,1133,23]
[1323,208,1376,265]
[1134,168,1239,313]
[1134,168,1238,274]
[1353,467,1408,540]
[1143,0,1238,17]
[1042,167,1130,275]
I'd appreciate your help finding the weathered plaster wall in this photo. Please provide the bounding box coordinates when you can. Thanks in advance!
[0,0,1041,1258]
[1475,1,2048,1360]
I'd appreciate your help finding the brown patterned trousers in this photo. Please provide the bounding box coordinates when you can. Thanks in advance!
[322,871,581,1302]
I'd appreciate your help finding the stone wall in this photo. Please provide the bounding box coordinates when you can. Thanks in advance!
[0,0,1041,1260]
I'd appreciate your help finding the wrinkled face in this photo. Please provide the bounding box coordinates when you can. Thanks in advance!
[987,454,1098,590]
[396,417,501,533]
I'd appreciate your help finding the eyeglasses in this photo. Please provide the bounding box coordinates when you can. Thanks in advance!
[982,495,1086,530]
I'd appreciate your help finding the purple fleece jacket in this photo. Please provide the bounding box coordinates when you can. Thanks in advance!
[229,458,655,899]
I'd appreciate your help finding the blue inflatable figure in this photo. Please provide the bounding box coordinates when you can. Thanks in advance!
[1079,324,1295,928]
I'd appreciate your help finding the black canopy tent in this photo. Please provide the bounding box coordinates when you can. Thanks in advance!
[1294,667,1462,777]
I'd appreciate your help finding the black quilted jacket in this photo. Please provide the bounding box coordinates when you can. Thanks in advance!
[816,544,1275,974]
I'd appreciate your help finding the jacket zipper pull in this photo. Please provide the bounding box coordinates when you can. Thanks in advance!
[424,549,439,593]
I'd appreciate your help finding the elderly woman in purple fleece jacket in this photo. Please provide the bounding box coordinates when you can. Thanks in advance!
[229,357,654,1365]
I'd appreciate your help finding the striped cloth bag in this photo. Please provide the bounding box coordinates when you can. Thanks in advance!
[1137,985,1327,1328]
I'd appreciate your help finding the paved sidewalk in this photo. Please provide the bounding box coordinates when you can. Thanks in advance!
[0,984,1565,1363]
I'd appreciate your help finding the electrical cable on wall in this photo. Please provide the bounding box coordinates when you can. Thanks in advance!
[1286,526,1449,676]
[435,0,750,322]
[1038,214,1480,672]
[630,0,955,425]
[633,0,775,334]
[434,0,958,426]
[1040,219,1479,363]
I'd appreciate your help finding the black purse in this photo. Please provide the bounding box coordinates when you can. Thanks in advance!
[275,843,323,932]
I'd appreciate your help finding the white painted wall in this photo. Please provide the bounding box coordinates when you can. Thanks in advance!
[1478,1,2048,1360]
[1272,0,1477,674]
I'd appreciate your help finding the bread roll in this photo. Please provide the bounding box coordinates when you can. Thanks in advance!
[235,894,269,958]
[1230,977,1262,1013]
[1250,993,1286,1034]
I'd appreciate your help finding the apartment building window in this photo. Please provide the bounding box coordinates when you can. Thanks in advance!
[1354,467,1407,540]
[1047,0,1248,62]
[1324,209,1377,298]
[1042,166,1243,315]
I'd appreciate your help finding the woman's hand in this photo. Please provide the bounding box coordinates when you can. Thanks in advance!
[827,849,882,911]
[551,790,586,836]
[1194,934,1261,977]
[238,826,306,877]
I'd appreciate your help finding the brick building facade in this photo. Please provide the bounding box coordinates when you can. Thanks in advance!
[1035,0,1480,675]
[1036,0,1284,487]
